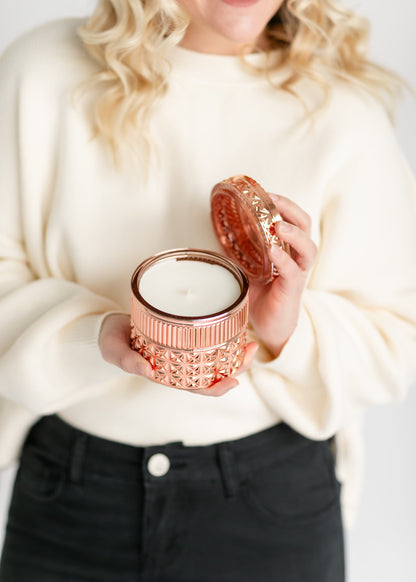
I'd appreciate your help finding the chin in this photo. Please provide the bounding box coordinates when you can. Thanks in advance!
[218,25,264,46]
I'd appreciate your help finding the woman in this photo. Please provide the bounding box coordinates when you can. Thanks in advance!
[0,0,415,580]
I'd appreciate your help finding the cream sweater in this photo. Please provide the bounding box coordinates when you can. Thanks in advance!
[1,19,416,526]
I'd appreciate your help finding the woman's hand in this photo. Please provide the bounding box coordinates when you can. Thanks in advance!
[99,313,153,378]
[249,194,318,357]
[99,313,258,396]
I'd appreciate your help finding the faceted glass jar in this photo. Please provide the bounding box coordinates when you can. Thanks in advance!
[130,249,249,390]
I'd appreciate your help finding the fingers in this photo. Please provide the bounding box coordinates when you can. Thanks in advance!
[273,220,317,272]
[119,346,154,378]
[269,193,312,235]
[189,376,239,397]
[268,193,317,272]
[186,342,258,397]
[99,313,154,378]
[234,341,259,375]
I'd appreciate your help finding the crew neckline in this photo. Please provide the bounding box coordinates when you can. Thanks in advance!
[167,45,289,85]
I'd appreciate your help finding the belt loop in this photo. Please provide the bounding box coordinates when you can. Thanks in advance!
[69,432,88,484]
[217,443,238,499]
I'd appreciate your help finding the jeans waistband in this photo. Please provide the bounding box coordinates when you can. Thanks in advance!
[22,415,326,496]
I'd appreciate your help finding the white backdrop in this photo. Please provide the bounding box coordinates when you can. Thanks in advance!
[0,2,415,581]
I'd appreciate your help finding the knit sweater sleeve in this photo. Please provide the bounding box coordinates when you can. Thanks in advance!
[0,29,124,416]
[249,94,416,439]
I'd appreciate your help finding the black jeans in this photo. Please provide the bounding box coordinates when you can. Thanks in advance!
[0,415,344,582]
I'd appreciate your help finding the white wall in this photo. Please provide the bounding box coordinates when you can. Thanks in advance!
[342,3,416,580]
[0,2,415,581]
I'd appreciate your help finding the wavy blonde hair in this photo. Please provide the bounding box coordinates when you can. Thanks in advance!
[78,0,403,161]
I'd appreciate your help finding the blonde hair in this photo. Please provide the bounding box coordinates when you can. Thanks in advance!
[78,0,403,161]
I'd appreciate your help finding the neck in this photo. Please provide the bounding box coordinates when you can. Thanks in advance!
[179,28,266,56]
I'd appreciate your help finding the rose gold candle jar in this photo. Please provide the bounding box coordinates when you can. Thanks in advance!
[131,175,289,389]
[130,249,249,390]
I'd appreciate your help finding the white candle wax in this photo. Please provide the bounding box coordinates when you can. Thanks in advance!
[138,258,241,317]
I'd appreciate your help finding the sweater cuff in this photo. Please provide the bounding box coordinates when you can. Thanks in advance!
[54,311,126,388]
[0,311,126,415]
[253,306,318,387]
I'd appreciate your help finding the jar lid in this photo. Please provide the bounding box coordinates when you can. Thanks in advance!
[210,175,289,285]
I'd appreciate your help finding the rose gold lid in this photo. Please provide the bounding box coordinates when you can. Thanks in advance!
[211,175,290,285]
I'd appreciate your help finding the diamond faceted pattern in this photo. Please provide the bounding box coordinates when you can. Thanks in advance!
[130,325,246,389]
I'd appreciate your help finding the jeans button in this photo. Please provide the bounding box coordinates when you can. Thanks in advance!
[147,453,170,477]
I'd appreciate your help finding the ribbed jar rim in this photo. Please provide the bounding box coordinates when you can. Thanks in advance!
[131,249,249,350]
[131,248,248,324]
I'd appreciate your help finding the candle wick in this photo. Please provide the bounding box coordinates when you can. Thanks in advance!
[185,288,193,298]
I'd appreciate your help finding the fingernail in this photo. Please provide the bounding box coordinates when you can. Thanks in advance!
[277,221,291,232]
[137,359,152,376]
[270,243,283,258]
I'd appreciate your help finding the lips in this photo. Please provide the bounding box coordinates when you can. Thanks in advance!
[221,0,262,7]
